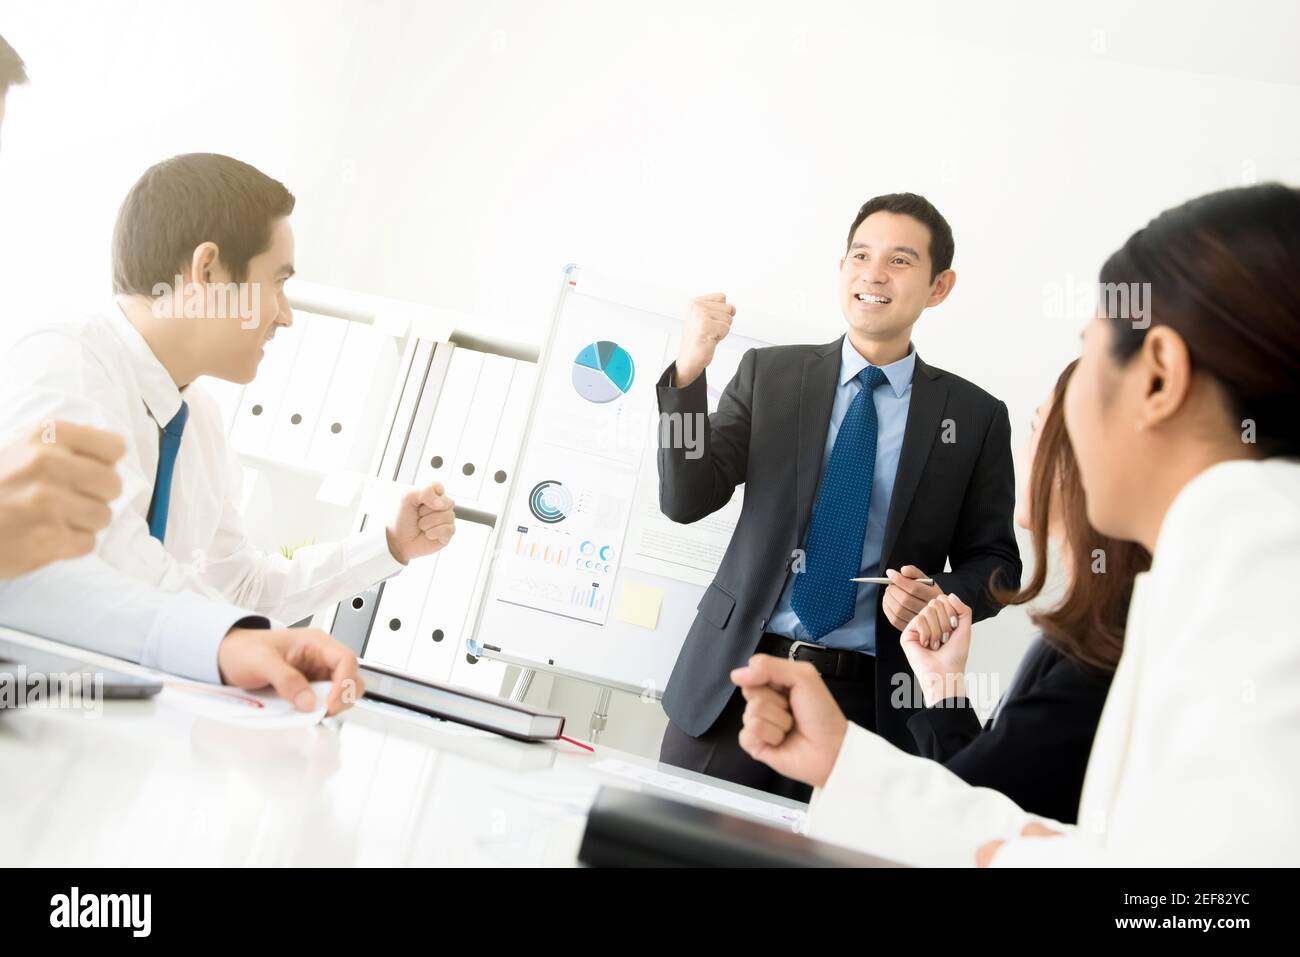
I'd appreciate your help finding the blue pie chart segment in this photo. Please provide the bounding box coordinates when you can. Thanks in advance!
[572,341,635,403]
[575,343,604,371]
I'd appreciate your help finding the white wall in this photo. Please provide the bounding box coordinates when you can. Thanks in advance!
[3,1,1298,757]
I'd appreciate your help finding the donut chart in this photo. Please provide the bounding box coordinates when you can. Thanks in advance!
[528,480,572,524]
[575,539,617,574]
[572,340,635,403]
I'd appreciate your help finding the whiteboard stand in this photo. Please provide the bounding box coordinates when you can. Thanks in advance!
[508,667,536,704]
[588,687,613,744]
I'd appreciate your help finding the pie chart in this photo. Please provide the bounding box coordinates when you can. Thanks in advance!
[572,340,635,404]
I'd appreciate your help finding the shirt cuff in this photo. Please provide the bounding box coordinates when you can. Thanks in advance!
[347,527,406,585]
[143,597,271,684]
[807,721,874,832]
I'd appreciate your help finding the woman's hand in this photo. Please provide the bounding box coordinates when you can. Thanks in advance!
[976,822,1062,867]
[899,593,973,707]
[731,654,849,789]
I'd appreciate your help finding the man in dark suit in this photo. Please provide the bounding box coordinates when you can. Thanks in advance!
[656,192,1022,801]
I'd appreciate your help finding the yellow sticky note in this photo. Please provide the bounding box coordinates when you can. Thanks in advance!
[614,580,663,630]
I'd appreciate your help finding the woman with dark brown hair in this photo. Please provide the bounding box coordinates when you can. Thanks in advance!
[726,359,1151,832]
[895,360,1149,824]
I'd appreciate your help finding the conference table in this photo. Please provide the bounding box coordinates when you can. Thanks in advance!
[0,628,807,867]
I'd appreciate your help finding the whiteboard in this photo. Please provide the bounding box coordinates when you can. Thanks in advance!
[469,266,768,696]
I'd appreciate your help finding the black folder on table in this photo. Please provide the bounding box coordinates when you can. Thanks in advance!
[578,786,905,867]
[359,661,564,742]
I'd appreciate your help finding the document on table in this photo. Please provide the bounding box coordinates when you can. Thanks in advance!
[591,758,807,830]
[159,680,333,730]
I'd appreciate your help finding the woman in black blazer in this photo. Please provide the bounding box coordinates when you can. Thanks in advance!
[895,361,1149,824]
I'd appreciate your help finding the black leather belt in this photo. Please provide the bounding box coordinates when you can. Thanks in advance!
[756,633,873,682]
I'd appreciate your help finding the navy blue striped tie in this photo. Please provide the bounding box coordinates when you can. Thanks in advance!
[791,365,886,639]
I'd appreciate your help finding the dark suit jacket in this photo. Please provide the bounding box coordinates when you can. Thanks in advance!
[906,637,1113,823]
[656,337,1021,749]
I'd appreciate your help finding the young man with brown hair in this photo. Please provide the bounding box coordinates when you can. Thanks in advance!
[0,147,450,707]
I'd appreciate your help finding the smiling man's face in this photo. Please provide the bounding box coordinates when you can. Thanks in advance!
[186,216,296,385]
[838,210,953,345]
[232,216,296,382]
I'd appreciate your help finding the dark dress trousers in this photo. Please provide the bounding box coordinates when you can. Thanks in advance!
[655,337,1022,777]
[907,636,1113,824]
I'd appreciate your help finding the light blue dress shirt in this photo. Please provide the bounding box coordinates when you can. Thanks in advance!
[0,556,267,683]
[766,337,915,655]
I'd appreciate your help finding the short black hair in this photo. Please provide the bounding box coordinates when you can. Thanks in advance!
[846,192,954,280]
[112,153,296,295]
[0,33,28,94]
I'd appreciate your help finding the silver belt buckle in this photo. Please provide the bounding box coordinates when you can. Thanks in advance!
[787,640,818,662]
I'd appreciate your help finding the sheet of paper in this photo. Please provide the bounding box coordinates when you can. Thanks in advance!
[160,680,332,730]
[621,331,764,586]
[591,757,807,831]
[613,580,663,629]
[494,444,637,627]
[621,489,744,586]
[531,292,671,471]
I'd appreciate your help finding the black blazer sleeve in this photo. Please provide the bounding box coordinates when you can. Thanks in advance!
[906,697,985,761]
[930,399,1021,624]
[905,641,1112,824]
[655,353,755,524]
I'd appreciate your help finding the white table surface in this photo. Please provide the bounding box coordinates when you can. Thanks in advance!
[0,628,806,867]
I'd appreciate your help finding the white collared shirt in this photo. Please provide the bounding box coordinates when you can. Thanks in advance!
[0,307,404,634]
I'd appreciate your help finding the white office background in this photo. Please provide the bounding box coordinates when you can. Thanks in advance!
[2,1,1298,757]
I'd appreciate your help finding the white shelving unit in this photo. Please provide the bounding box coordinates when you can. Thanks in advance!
[203,279,543,696]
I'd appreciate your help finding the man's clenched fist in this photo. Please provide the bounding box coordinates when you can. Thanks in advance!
[674,293,736,388]
[386,482,456,564]
[0,420,125,579]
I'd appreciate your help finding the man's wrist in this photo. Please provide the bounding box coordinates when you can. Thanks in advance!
[385,526,409,565]
[672,359,704,389]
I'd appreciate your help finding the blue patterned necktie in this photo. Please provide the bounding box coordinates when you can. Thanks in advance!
[791,365,887,639]
[147,401,189,543]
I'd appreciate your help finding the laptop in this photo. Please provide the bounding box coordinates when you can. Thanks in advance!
[0,636,163,708]
[579,786,905,867]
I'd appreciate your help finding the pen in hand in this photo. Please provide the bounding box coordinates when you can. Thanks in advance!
[850,576,934,585]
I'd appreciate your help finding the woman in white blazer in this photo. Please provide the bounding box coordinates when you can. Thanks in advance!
[733,183,1300,866]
